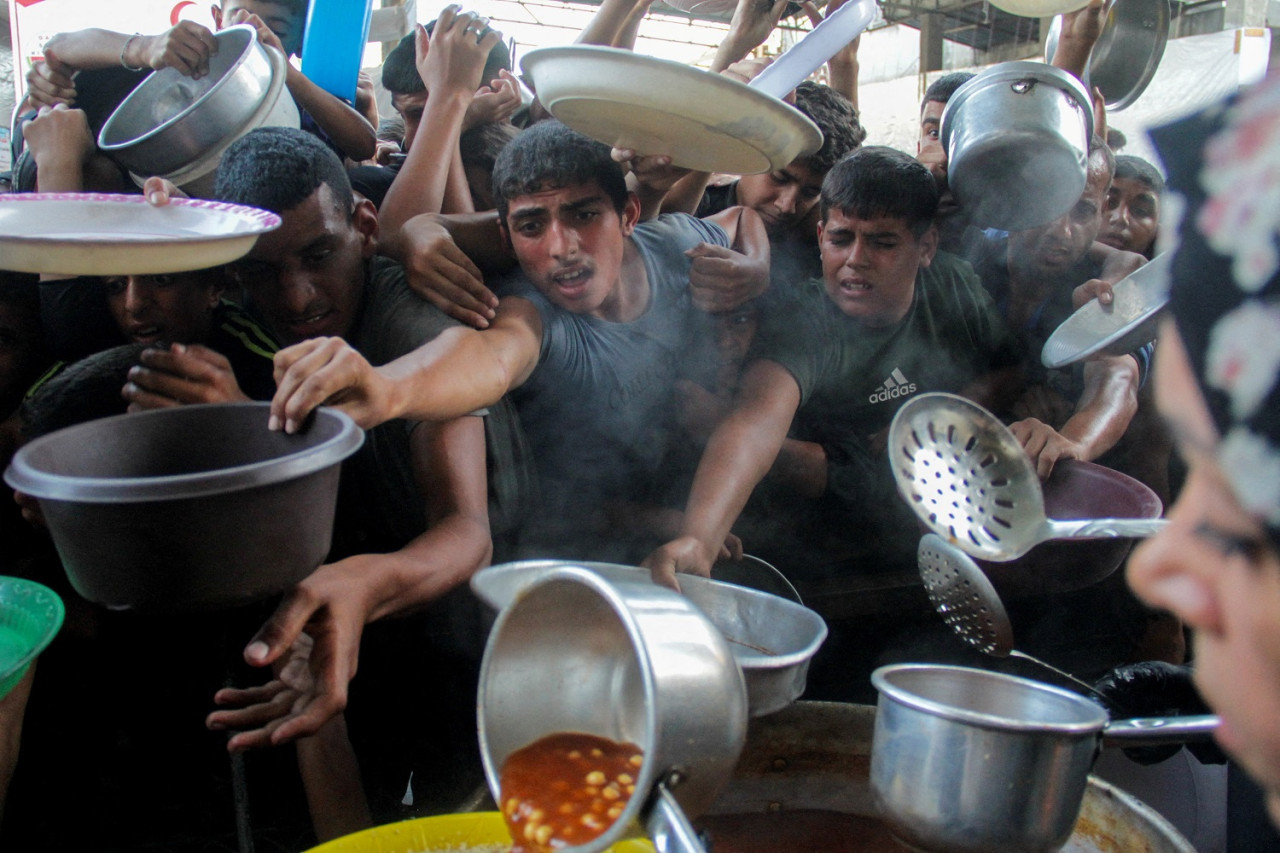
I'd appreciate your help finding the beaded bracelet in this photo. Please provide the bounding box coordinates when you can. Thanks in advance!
[120,34,146,72]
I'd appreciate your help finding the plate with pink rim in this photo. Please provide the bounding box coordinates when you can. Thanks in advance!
[0,193,280,276]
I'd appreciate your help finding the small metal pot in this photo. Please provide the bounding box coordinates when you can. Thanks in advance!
[98,25,275,176]
[3,402,363,611]
[477,566,749,852]
[870,663,1216,853]
[941,61,1093,232]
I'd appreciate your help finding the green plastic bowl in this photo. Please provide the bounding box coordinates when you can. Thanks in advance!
[0,577,65,700]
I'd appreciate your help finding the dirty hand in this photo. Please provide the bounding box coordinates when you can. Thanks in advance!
[465,69,522,130]
[123,343,250,410]
[613,147,691,198]
[21,104,96,169]
[270,337,397,432]
[1072,277,1116,310]
[24,49,77,108]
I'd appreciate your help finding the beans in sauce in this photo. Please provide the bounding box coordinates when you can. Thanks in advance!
[499,732,643,852]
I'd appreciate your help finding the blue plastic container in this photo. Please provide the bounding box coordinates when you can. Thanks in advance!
[299,0,374,103]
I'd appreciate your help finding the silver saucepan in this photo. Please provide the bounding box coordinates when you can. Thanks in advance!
[870,663,1217,853]
[477,566,748,852]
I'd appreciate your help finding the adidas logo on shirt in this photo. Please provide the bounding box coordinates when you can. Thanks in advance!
[869,368,918,403]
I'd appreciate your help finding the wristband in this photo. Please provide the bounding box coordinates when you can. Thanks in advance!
[120,34,146,72]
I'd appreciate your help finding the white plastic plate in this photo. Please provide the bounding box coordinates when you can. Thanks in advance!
[0,194,281,276]
[521,45,824,175]
[1041,252,1171,369]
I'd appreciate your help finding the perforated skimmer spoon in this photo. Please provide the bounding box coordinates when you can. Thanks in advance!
[889,392,1167,562]
[916,533,1112,703]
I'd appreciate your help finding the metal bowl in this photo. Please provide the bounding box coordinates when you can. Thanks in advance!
[470,560,828,717]
[98,25,276,177]
[3,402,364,611]
[1046,0,1170,111]
[976,460,1163,598]
[1042,252,1171,369]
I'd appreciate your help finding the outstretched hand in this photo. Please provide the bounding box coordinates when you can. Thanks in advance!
[207,560,373,749]
[686,243,769,313]
[269,337,397,432]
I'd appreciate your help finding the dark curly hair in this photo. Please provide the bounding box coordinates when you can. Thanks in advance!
[820,146,939,237]
[792,81,865,174]
[490,121,628,222]
[381,24,512,95]
[213,127,353,218]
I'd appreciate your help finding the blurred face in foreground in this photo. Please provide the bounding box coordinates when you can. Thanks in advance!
[1128,321,1280,825]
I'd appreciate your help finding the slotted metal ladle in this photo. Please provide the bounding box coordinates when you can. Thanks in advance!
[916,533,1112,702]
[889,392,1167,562]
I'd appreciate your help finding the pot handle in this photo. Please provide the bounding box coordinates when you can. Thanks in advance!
[644,779,709,853]
[1101,714,1220,747]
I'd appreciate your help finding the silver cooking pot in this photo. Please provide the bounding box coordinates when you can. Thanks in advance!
[870,663,1217,853]
[477,566,748,852]
[941,61,1093,232]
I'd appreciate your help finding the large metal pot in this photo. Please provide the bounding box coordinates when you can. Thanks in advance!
[478,566,749,852]
[701,701,1196,852]
[869,664,1216,853]
[98,25,276,176]
[1045,0,1170,111]
[941,61,1093,232]
[3,402,363,611]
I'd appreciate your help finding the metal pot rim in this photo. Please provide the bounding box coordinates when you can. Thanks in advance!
[941,60,1094,152]
[98,25,263,152]
[3,402,364,503]
[871,663,1108,735]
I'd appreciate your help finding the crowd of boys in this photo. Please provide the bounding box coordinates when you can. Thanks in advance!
[0,0,1180,847]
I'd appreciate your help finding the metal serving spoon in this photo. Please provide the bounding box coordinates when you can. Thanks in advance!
[889,392,1167,562]
[916,533,1111,702]
[916,534,1219,745]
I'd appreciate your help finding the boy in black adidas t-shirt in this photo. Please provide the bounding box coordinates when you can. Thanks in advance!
[644,147,1020,590]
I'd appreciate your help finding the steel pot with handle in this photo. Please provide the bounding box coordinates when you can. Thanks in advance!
[941,61,1093,232]
[478,566,748,852]
[870,663,1217,853]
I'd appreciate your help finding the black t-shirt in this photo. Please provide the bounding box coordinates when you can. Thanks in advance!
[744,251,1020,575]
[347,162,401,209]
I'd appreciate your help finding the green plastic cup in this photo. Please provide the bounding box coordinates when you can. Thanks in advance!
[0,577,65,700]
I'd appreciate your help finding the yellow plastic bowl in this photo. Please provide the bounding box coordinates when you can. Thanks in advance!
[304,812,654,853]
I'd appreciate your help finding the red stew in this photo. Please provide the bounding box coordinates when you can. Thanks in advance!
[499,732,644,852]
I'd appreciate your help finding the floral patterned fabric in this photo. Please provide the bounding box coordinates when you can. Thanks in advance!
[1151,72,1280,544]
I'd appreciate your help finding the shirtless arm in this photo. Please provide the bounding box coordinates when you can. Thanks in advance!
[1010,353,1139,479]
[208,414,492,748]
[643,360,801,588]
[269,296,543,433]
